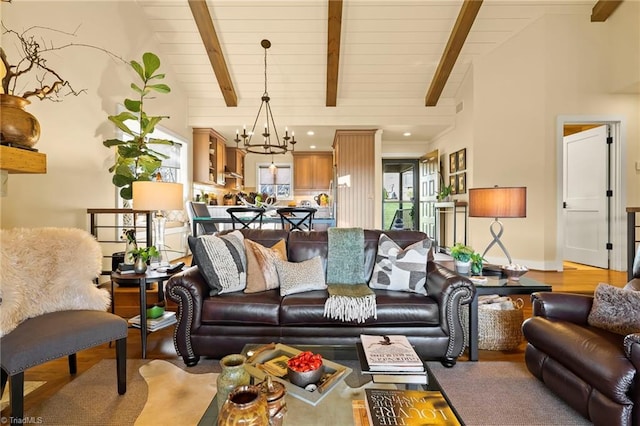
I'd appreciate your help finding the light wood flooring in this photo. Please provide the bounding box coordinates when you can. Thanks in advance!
[1,263,629,418]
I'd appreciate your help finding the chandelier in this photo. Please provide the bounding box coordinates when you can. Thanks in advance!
[234,39,297,155]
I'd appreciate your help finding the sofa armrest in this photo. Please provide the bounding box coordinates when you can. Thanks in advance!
[624,278,640,292]
[426,262,476,357]
[165,266,209,358]
[530,292,593,324]
[624,333,640,367]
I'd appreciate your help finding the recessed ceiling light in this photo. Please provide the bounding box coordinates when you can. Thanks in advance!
[307,131,315,136]
[403,132,411,137]
[310,145,316,149]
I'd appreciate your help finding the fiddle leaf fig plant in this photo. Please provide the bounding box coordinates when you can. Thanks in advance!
[103,52,172,200]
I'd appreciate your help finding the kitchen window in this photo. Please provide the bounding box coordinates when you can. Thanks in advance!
[256,163,293,200]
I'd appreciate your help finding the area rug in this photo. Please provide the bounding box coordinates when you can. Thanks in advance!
[428,361,590,425]
[26,359,590,425]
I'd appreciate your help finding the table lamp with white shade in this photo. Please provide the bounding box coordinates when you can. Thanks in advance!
[132,181,184,265]
[469,186,527,266]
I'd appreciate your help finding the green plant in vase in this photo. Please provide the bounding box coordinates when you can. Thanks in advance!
[470,252,486,276]
[450,243,474,275]
[103,52,173,200]
[130,246,159,263]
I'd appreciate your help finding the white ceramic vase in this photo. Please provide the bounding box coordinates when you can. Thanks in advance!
[454,260,472,275]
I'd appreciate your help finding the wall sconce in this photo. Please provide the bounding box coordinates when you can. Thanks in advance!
[469,186,527,265]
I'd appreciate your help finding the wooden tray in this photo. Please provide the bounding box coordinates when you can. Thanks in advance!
[244,343,352,406]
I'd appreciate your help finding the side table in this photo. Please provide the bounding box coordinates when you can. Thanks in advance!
[111,269,179,358]
[468,276,551,361]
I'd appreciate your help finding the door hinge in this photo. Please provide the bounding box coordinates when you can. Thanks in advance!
[606,136,613,145]
[563,201,567,208]
[606,190,613,197]
[606,243,613,250]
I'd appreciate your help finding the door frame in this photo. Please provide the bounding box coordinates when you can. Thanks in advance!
[555,115,628,271]
[381,159,419,230]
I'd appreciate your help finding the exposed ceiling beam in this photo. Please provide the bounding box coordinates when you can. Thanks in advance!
[425,0,483,107]
[326,0,343,107]
[591,0,623,22]
[188,0,237,107]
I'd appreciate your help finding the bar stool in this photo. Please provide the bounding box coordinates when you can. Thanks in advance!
[227,207,265,229]
[276,207,317,231]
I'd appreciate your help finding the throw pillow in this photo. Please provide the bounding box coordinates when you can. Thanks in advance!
[587,282,640,335]
[368,234,431,295]
[0,227,111,337]
[188,231,246,295]
[244,239,288,293]
[275,256,327,296]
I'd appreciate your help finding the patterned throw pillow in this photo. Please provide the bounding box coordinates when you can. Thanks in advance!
[188,231,246,295]
[587,283,640,335]
[368,234,431,295]
[275,256,327,296]
[244,239,288,293]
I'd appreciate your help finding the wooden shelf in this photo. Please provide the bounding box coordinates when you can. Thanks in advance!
[0,145,46,173]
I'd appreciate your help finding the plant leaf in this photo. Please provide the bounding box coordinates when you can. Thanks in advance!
[142,52,160,79]
[147,84,170,94]
[130,60,145,81]
[149,73,165,80]
[131,83,144,95]
[124,98,141,113]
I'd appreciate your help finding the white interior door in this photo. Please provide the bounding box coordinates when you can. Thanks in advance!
[563,125,609,268]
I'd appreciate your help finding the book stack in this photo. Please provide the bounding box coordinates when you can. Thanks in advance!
[128,311,177,332]
[358,334,427,385]
[116,263,136,274]
[363,388,461,426]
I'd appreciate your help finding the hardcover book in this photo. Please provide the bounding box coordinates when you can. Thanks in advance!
[128,311,177,331]
[364,388,461,426]
[360,334,424,372]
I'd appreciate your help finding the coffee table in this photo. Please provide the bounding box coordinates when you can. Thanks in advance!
[468,275,552,361]
[198,344,463,425]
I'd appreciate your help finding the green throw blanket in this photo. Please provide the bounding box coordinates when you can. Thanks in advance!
[323,228,377,323]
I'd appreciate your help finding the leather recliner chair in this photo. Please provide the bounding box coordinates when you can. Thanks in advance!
[522,250,640,426]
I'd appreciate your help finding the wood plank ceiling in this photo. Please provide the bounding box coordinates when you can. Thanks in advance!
[138,0,618,149]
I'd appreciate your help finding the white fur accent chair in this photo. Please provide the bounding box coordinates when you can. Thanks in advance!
[0,227,127,422]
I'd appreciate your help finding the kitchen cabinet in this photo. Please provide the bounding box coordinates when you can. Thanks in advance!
[292,151,333,191]
[193,128,226,186]
[225,147,245,190]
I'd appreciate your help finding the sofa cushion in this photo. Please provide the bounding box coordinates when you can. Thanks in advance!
[188,231,246,295]
[280,289,440,326]
[275,256,327,296]
[587,283,640,335]
[244,239,287,293]
[201,289,281,325]
[368,234,430,295]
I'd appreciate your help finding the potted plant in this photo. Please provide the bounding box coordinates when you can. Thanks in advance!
[437,184,453,201]
[129,245,159,274]
[470,252,486,276]
[437,171,453,201]
[103,52,173,200]
[450,243,474,274]
[223,193,236,205]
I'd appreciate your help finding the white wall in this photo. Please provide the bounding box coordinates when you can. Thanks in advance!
[466,2,639,270]
[1,1,191,230]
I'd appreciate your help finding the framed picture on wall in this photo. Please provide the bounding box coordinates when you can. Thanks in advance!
[449,152,458,174]
[457,148,466,171]
[457,172,466,194]
[449,175,458,195]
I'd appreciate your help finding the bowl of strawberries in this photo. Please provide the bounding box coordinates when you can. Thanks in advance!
[286,351,325,388]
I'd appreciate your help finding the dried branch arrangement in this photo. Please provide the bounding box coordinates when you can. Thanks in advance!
[0,21,124,101]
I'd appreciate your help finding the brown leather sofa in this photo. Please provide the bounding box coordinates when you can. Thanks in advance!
[522,279,640,426]
[166,229,475,368]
